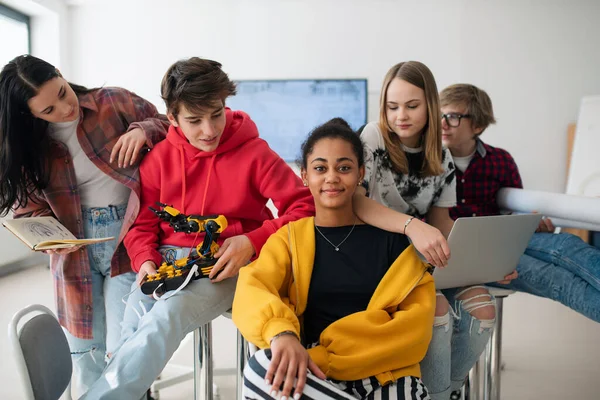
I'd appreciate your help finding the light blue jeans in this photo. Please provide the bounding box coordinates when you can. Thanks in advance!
[82,246,237,400]
[420,288,495,399]
[62,204,135,397]
[490,232,600,322]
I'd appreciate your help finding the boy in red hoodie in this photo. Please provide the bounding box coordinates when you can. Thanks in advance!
[83,57,315,399]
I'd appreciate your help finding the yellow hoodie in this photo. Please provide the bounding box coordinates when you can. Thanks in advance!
[233,217,435,385]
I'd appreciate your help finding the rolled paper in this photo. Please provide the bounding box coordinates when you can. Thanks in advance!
[497,188,600,230]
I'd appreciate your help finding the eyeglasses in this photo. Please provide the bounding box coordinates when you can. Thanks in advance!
[441,113,471,128]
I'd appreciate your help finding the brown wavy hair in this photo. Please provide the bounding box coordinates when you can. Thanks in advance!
[378,61,443,176]
[161,57,237,118]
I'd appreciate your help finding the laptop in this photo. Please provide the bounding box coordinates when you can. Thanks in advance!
[432,214,542,290]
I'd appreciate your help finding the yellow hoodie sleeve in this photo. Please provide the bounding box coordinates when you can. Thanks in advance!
[232,226,301,349]
[307,272,435,381]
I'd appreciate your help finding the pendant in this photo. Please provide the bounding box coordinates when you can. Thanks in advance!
[335,247,339,251]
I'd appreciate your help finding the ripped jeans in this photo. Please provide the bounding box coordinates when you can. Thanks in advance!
[420,286,496,400]
[62,205,136,397]
[489,232,600,322]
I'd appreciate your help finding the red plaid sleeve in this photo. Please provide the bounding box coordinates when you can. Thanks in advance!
[125,91,169,148]
[502,151,523,189]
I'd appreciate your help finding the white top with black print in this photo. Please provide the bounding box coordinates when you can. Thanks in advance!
[361,122,457,219]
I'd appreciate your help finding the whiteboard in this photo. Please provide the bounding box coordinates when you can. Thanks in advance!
[566,95,600,197]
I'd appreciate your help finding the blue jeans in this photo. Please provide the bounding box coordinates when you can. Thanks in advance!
[420,289,495,399]
[82,246,237,400]
[490,232,600,322]
[62,204,136,397]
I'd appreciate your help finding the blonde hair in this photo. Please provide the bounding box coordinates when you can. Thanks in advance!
[440,84,496,135]
[378,61,443,177]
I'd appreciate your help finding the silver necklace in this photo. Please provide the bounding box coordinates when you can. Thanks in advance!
[315,218,357,252]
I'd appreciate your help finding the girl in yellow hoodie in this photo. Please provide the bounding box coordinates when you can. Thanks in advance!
[233,118,436,400]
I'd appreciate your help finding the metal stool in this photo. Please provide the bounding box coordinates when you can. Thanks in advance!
[467,288,514,400]
[150,311,249,400]
[193,311,249,400]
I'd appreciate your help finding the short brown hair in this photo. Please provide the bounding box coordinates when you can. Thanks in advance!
[440,84,496,135]
[161,57,237,118]
[379,61,443,177]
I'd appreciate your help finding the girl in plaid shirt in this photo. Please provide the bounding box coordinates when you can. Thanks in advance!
[0,55,169,396]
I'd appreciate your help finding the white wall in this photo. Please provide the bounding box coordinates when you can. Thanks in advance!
[67,0,600,193]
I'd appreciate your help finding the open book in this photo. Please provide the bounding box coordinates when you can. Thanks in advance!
[2,216,114,251]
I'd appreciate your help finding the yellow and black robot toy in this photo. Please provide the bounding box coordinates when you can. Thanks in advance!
[141,202,228,295]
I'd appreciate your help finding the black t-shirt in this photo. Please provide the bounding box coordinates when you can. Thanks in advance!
[303,224,411,345]
[406,150,426,176]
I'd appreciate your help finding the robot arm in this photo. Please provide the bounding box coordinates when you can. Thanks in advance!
[148,202,188,229]
[149,202,228,258]
[142,203,229,295]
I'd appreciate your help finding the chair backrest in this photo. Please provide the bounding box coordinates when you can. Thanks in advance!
[8,304,72,400]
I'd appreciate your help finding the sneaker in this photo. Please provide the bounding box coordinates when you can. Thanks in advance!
[146,389,158,400]
[450,389,462,400]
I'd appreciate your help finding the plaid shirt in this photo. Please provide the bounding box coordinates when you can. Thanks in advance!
[449,139,523,220]
[13,88,168,339]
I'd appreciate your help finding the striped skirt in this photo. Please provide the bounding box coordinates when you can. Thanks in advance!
[244,349,430,400]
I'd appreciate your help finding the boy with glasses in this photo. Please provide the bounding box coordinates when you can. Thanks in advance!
[440,83,600,326]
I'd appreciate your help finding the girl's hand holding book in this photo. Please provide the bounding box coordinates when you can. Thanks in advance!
[43,245,83,255]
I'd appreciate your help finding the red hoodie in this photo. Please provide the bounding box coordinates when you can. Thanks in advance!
[124,108,315,272]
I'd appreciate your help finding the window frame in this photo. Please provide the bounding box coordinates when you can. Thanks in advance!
[0,3,31,54]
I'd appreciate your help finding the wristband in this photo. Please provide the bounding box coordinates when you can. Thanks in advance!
[269,330,298,345]
[403,217,414,235]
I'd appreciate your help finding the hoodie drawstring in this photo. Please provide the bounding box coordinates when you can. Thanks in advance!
[178,146,216,216]
[201,154,216,215]
[179,146,186,214]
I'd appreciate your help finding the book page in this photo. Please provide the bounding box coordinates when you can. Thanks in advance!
[3,217,76,249]
[3,216,113,251]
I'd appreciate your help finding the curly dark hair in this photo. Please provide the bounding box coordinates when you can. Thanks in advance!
[298,117,365,169]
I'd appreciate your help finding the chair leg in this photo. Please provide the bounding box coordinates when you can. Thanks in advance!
[194,323,213,400]
[468,356,482,400]
[236,330,248,399]
[491,297,504,400]
[483,329,492,400]
[483,296,504,400]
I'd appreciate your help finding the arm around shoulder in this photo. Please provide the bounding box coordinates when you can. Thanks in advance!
[353,124,411,233]
[124,90,169,148]
[352,187,412,234]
